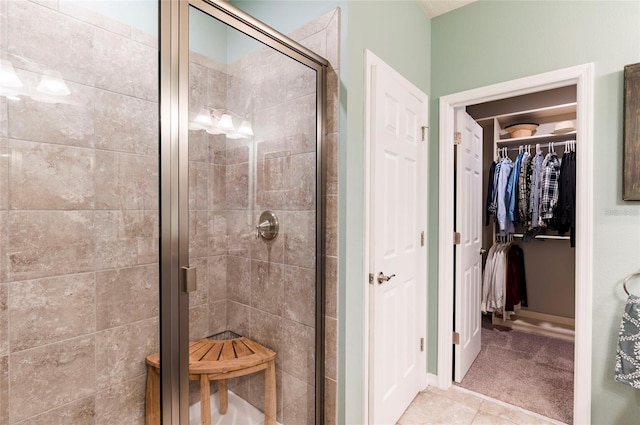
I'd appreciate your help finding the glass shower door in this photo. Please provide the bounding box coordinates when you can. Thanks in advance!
[181,3,324,424]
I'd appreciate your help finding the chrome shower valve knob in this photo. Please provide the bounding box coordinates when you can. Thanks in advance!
[255,211,279,241]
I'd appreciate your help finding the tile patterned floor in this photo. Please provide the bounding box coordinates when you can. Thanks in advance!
[397,386,565,425]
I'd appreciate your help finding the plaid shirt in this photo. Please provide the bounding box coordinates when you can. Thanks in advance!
[517,152,531,226]
[530,152,545,228]
[540,152,561,222]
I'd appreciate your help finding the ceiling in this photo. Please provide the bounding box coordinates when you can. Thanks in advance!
[418,0,476,18]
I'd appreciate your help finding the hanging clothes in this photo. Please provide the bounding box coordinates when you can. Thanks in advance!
[557,148,576,247]
[504,244,527,314]
[507,152,524,223]
[518,151,532,228]
[488,159,503,218]
[486,155,511,231]
[481,243,502,313]
[530,151,545,228]
[485,143,575,245]
[481,240,528,319]
[485,161,497,226]
[496,157,514,236]
[539,151,561,226]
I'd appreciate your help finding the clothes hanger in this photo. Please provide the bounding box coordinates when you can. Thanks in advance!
[623,272,640,296]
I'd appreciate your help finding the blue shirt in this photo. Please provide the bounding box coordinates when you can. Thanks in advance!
[496,157,514,235]
[506,152,524,222]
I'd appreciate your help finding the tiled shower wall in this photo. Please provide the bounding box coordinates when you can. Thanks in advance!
[186,9,340,425]
[0,1,159,424]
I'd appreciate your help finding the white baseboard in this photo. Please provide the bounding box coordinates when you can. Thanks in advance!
[427,373,439,388]
[491,309,575,341]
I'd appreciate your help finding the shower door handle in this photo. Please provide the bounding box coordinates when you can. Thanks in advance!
[182,266,197,293]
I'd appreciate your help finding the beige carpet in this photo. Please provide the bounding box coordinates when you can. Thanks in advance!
[456,315,574,424]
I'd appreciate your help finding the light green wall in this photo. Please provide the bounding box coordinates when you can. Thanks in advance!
[431,1,640,423]
[344,2,430,423]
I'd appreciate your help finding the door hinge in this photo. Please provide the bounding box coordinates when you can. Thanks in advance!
[454,232,461,245]
[454,131,462,145]
[368,273,374,285]
[421,126,428,142]
[453,332,460,345]
[420,231,425,247]
[420,337,425,352]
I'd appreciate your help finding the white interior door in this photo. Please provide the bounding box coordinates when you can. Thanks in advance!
[454,109,483,383]
[367,51,428,425]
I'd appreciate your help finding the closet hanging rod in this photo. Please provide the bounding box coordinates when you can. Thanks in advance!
[512,233,571,240]
[504,140,576,152]
[497,134,577,145]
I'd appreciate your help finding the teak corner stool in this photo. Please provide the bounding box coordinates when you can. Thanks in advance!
[145,334,277,425]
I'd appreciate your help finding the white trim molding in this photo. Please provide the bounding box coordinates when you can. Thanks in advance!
[437,64,594,425]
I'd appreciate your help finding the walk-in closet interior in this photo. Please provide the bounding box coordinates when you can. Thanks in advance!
[458,85,578,424]
[0,1,339,424]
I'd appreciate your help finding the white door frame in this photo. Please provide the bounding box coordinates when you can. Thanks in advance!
[436,64,594,424]
[364,49,429,424]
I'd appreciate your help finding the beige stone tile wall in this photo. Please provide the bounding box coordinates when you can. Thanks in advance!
[0,1,159,423]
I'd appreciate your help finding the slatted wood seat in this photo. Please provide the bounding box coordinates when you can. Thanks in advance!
[145,336,276,425]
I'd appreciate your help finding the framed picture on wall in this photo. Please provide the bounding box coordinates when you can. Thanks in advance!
[623,62,640,200]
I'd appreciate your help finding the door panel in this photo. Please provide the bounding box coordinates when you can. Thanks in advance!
[368,53,428,425]
[454,110,483,383]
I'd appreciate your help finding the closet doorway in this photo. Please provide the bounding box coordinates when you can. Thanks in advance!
[436,64,594,425]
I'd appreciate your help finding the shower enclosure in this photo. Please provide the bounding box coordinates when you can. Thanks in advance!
[161,1,327,423]
[0,0,328,424]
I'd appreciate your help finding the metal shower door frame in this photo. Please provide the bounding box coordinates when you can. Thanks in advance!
[159,1,328,424]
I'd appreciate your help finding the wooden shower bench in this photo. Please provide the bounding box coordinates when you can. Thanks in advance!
[145,335,276,425]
